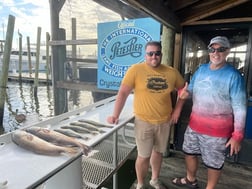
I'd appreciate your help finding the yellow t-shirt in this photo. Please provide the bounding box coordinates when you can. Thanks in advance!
[122,62,184,124]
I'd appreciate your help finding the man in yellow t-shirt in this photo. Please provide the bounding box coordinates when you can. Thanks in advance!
[107,41,185,189]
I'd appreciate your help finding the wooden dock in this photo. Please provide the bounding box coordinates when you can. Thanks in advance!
[129,150,252,189]
[7,72,51,84]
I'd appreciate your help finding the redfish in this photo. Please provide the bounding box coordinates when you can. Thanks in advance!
[25,126,91,155]
[12,130,79,156]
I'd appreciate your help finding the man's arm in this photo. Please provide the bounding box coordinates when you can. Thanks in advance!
[107,84,133,124]
[171,97,186,124]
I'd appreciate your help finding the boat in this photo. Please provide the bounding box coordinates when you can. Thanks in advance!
[0,48,50,73]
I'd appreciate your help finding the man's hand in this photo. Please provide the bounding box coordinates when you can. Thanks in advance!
[107,116,119,124]
[170,108,180,124]
[225,138,241,156]
[178,82,189,100]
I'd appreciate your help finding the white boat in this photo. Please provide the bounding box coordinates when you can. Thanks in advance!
[0,49,50,73]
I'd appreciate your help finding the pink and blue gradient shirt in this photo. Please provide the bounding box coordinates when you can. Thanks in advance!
[188,62,247,142]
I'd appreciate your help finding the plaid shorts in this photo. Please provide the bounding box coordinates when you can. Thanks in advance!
[183,126,228,170]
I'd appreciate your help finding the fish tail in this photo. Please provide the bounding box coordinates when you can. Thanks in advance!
[81,136,90,140]
[79,143,92,156]
[62,147,80,156]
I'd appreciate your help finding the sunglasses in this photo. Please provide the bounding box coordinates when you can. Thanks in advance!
[208,47,228,53]
[146,51,161,57]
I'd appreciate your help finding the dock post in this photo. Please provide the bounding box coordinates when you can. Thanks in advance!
[53,28,68,115]
[18,30,23,80]
[49,0,68,115]
[71,18,78,105]
[46,32,51,83]
[161,25,175,66]
[161,25,176,157]
[0,15,15,130]
[71,18,77,80]
[34,27,41,95]
[0,41,3,53]
[27,36,32,76]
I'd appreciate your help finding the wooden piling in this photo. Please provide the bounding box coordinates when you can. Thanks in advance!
[71,18,77,80]
[0,15,15,129]
[55,28,68,114]
[18,30,23,79]
[161,25,175,66]
[46,32,51,82]
[161,25,176,157]
[27,36,32,76]
[50,0,68,115]
[0,40,4,53]
[34,27,41,95]
[71,18,78,105]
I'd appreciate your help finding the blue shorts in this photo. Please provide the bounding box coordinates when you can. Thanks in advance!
[183,126,228,170]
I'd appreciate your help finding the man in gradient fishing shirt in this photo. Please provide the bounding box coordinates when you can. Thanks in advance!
[172,36,247,189]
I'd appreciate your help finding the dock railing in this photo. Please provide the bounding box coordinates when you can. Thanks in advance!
[0,94,135,189]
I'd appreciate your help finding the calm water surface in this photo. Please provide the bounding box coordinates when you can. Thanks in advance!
[2,81,94,133]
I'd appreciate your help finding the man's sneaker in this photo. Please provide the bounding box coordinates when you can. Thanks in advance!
[136,186,144,189]
[136,183,144,189]
[149,179,167,189]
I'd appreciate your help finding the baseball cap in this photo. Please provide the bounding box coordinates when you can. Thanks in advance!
[208,36,230,48]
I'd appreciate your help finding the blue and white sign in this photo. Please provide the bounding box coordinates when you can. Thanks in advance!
[97,17,161,90]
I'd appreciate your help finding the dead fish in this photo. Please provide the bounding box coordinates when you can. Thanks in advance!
[25,126,90,155]
[78,119,113,128]
[11,130,79,156]
[54,128,89,140]
[61,125,99,135]
[70,122,105,133]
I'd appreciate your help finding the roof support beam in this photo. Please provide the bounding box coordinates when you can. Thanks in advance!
[180,0,249,25]
[125,0,181,32]
[184,17,252,26]
[93,0,148,19]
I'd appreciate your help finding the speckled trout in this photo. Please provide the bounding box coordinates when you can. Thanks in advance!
[25,126,91,155]
[12,130,79,156]
[78,119,113,128]
[54,128,89,140]
[61,125,99,135]
[70,122,105,133]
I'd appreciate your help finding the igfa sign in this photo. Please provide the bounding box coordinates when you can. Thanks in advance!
[97,17,161,90]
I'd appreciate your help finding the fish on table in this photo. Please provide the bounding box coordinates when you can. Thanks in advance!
[78,119,114,128]
[61,125,100,135]
[11,130,79,156]
[25,126,91,156]
[54,128,89,140]
[70,122,105,133]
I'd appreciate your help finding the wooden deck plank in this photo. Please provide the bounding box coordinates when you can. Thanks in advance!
[130,150,252,189]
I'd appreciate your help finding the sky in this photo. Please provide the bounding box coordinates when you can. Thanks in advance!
[0,0,50,49]
[0,0,122,55]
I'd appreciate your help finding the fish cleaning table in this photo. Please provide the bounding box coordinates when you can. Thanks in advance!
[0,94,135,189]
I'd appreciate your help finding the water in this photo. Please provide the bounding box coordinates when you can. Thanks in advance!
[1,81,94,133]
[1,81,137,188]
